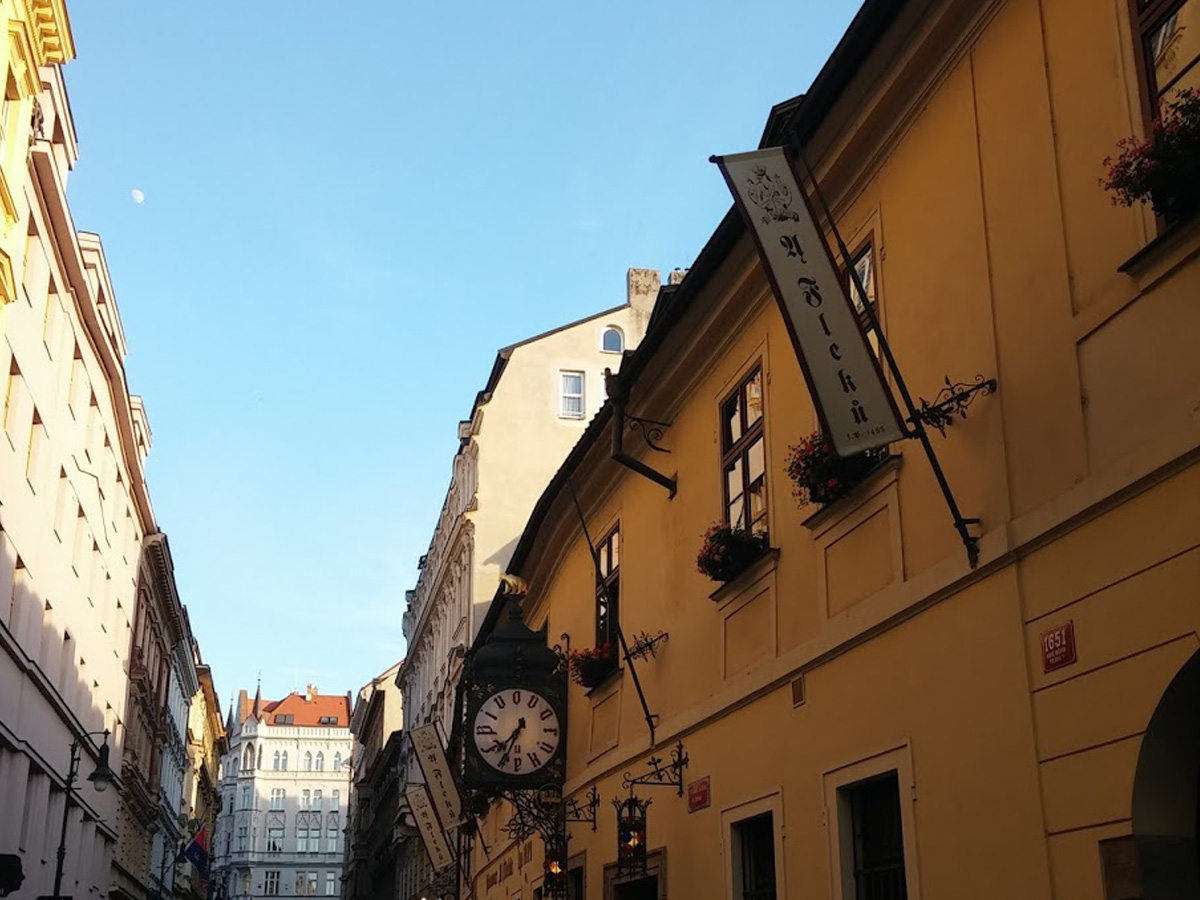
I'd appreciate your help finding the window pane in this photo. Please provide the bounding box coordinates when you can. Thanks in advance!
[610,530,619,571]
[598,543,609,576]
[749,478,768,532]
[851,246,875,316]
[1149,2,1200,98]
[747,437,764,482]
[602,327,623,352]
[724,393,742,448]
[726,458,744,527]
[745,370,763,427]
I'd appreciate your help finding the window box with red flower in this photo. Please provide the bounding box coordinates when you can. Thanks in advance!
[785,431,886,510]
[568,643,618,690]
[1103,88,1200,225]
[696,522,770,584]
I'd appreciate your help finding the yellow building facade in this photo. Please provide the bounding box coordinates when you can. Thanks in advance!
[0,0,72,323]
[461,0,1200,899]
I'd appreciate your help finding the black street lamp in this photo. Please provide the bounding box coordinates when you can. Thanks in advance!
[50,730,116,900]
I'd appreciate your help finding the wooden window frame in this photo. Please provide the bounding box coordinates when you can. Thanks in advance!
[844,237,879,336]
[720,365,767,537]
[1129,0,1200,128]
[595,525,620,657]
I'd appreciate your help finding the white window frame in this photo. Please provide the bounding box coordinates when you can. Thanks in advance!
[601,325,625,354]
[822,742,921,900]
[720,790,786,900]
[559,370,585,420]
[264,871,280,896]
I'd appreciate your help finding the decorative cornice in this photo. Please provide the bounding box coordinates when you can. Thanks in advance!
[6,19,39,96]
[0,247,14,306]
[23,0,74,65]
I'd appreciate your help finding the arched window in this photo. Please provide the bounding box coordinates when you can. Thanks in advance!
[257,745,263,769]
[315,752,324,771]
[242,743,255,770]
[273,751,281,770]
[333,752,342,771]
[281,751,288,771]
[304,751,313,771]
[602,326,624,353]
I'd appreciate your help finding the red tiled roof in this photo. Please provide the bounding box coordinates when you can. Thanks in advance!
[264,692,350,727]
[237,688,350,727]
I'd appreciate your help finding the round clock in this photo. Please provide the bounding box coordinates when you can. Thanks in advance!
[472,688,561,776]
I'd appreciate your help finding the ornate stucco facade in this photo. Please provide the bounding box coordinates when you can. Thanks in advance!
[112,535,191,900]
[212,687,354,900]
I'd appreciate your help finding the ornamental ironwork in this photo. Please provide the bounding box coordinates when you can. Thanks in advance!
[622,741,688,797]
[625,413,671,453]
[565,785,600,830]
[911,375,999,437]
[625,631,668,663]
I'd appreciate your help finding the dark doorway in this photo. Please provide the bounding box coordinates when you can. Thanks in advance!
[1131,648,1200,898]
[613,875,658,900]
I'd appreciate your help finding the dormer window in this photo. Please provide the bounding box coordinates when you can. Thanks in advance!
[602,326,624,353]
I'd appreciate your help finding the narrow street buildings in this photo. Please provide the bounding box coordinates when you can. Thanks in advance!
[345,662,404,900]
[393,273,660,895]
[459,0,1200,898]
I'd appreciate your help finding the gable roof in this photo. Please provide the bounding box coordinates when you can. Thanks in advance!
[236,689,351,727]
[471,0,908,651]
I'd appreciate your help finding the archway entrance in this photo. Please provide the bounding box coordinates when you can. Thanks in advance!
[1131,647,1200,898]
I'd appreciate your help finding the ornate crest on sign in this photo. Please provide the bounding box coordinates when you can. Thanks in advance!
[745,165,801,223]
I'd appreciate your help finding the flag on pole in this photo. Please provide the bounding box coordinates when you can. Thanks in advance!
[181,825,209,880]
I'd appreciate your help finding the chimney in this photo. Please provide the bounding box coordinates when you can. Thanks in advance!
[668,268,688,286]
[626,268,661,316]
[306,684,318,702]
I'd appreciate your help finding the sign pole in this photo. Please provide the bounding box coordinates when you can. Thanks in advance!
[788,141,982,567]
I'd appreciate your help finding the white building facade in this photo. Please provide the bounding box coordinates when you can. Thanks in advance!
[213,687,353,900]
[0,19,171,900]
[394,268,668,897]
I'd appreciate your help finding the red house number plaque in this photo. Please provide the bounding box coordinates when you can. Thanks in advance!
[1041,621,1077,673]
[687,777,710,813]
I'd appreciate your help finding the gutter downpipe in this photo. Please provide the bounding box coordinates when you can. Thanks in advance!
[605,369,676,498]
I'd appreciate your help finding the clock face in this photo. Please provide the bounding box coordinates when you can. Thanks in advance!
[472,689,561,776]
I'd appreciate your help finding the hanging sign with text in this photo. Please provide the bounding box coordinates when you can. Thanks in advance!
[714,147,906,456]
[411,723,463,828]
[404,784,455,872]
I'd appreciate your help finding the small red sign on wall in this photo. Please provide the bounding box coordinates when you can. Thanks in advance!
[1041,621,1077,673]
[687,777,711,813]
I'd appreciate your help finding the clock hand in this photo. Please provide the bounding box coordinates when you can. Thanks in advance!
[497,717,527,768]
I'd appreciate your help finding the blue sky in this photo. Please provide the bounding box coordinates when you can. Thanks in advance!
[63,1,862,708]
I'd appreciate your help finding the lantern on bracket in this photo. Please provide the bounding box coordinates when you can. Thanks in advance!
[542,829,569,898]
[613,793,651,879]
